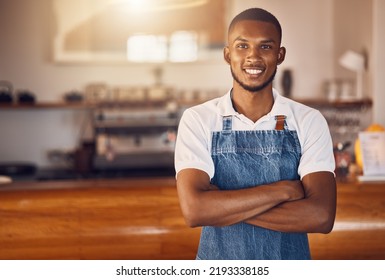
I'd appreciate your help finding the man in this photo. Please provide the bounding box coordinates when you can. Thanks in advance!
[174,8,336,260]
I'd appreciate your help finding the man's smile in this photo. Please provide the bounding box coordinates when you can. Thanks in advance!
[244,68,263,75]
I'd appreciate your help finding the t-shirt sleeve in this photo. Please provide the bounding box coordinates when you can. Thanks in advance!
[174,108,215,179]
[298,110,336,179]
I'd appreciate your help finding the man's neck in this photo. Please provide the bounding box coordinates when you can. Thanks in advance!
[231,85,274,123]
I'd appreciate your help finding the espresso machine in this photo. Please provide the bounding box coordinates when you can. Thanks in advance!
[93,102,179,171]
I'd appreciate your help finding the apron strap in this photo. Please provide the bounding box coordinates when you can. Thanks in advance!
[222,116,233,133]
[275,115,287,130]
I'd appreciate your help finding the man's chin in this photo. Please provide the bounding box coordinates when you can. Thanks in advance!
[236,82,270,93]
[231,68,277,93]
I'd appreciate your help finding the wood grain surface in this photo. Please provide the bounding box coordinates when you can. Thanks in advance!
[1,178,384,260]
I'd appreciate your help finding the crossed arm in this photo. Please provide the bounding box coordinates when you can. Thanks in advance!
[176,168,336,233]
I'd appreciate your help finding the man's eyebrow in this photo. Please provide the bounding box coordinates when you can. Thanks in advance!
[232,36,277,44]
[260,39,277,44]
[233,36,248,42]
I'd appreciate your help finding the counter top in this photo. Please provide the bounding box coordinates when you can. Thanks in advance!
[3,167,176,182]
[0,175,176,190]
[0,177,196,260]
[1,177,385,259]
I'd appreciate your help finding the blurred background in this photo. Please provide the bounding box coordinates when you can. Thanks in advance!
[0,0,384,179]
[1,0,385,261]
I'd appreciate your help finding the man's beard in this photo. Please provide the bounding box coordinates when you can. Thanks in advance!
[231,67,277,93]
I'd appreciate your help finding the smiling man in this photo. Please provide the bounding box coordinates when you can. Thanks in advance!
[174,8,336,260]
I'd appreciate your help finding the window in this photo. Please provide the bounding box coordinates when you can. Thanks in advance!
[127,34,168,62]
[126,31,198,62]
[54,0,225,63]
[169,31,198,62]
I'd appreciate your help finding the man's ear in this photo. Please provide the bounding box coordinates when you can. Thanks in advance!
[277,47,286,65]
[224,46,231,65]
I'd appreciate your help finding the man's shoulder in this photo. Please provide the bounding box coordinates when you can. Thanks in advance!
[182,95,224,120]
[280,95,323,119]
[274,94,327,135]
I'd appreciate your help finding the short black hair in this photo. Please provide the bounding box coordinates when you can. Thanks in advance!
[228,8,282,43]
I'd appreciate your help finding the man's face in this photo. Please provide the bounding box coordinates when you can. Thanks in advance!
[224,20,285,93]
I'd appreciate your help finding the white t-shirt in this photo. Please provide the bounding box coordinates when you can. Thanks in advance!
[175,89,335,180]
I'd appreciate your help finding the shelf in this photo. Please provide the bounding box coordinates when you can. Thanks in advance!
[94,119,178,128]
[294,98,372,108]
[0,98,373,111]
[0,102,92,110]
[94,125,177,135]
[0,100,175,110]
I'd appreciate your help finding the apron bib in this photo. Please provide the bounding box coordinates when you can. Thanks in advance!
[197,115,311,260]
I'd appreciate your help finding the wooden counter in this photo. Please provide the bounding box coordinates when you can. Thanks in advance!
[0,178,384,260]
[0,178,200,260]
[309,179,385,260]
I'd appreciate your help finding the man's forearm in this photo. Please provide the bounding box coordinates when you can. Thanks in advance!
[245,197,334,233]
[177,169,304,228]
[180,184,297,227]
[245,172,337,234]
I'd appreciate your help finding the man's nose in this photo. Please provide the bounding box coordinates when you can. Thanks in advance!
[246,47,261,61]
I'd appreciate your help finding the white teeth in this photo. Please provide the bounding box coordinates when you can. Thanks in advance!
[245,69,262,75]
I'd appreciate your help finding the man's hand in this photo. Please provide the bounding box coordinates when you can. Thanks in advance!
[271,180,304,201]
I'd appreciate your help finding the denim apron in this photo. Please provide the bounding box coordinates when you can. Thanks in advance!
[196,115,311,260]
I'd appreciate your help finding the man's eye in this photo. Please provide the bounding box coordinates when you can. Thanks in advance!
[261,45,273,49]
[237,44,248,49]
